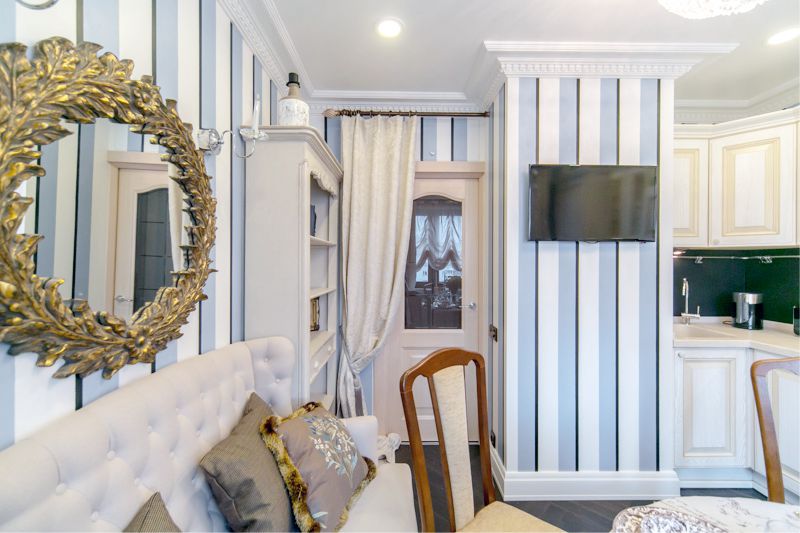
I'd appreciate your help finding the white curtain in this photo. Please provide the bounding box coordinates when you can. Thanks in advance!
[414,209,462,273]
[338,115,418,417]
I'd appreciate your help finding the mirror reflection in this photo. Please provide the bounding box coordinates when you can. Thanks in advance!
[32,119,184,320]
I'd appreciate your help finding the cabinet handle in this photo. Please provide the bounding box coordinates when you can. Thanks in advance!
[677,352,683,358]
[327,344,333,353]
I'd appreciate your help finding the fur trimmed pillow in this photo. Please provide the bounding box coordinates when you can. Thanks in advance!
[260,402,376,532]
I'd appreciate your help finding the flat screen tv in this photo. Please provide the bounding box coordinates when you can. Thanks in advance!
[528,165,657,242]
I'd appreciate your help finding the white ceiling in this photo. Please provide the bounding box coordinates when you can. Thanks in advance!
[252,0,800,117]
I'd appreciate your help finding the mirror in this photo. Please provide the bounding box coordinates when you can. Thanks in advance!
[33,119,186,321]
[0,38,214,379]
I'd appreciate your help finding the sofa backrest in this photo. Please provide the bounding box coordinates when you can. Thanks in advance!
[0,337,294,532]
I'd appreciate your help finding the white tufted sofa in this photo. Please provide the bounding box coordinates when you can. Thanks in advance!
[0,337,416,532]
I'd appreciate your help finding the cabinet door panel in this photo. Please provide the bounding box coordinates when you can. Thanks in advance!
[675,348,749,467]
[710,125,796,246]
[674,139,709,247]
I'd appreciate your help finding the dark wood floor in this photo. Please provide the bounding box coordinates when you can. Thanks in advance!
[395,445,765,532]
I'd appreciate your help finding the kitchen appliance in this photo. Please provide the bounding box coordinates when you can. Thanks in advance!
[732,292,763,330]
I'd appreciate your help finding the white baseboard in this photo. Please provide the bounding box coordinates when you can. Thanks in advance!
[490,447,681,501]
[679,480,754,489]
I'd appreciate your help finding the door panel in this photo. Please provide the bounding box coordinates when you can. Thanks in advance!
[378,176,482,442]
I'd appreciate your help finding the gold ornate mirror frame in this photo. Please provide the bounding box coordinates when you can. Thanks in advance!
[0,37,215,378]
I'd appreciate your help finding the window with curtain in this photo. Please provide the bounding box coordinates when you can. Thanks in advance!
[405,196,463,329]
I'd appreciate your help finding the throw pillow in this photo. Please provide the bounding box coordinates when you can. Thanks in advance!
[260,402,376,532]
[124,492,180,532]
[200,393,296,532]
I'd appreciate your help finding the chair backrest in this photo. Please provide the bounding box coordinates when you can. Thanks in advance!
[399,348,494,532]
[750,356,799,503]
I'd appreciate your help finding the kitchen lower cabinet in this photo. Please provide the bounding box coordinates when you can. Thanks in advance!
[675,347,750,467]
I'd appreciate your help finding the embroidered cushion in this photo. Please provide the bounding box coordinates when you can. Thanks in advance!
[200,393,296,532]
[124,492,180,532]
[261,402,376,532]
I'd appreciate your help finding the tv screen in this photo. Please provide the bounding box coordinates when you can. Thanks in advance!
[528,165,657,242]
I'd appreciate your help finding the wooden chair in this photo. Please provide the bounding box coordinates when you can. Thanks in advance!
[399,348,562,532]
[751,356,799,503]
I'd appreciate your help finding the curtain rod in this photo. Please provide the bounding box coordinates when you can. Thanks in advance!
[323,109,489,118]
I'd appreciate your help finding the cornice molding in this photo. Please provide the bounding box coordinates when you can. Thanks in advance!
[675,79,799,124]
[675,107,800,137]
[308,101,482,114]
[261,0,315,95]
[498,57,697,79]
[260,126,343,176]
[310,90,469,102]
[218,0,289,97]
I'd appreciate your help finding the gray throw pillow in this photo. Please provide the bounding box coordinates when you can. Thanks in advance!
[124,492,180,532]
[260,402,376,532]
[200,393,296,532]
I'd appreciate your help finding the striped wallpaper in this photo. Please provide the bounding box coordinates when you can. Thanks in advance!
[501,76,662,473]
[0,0,279,449]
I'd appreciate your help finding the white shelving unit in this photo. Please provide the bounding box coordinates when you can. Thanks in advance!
[245,126,342,410]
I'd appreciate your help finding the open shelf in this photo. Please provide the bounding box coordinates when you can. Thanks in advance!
[310,236,336,247]
[309,330,336,357]
[310,287,336,299]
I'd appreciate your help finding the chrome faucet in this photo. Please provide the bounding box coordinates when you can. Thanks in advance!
[681,278,701,324]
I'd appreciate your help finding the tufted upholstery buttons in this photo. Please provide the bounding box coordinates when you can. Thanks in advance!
[147,425,153,433]
[106,450,115,460]
[55,483,66,495]
[91,512,99,522]
[134,478,141,486]
[170,451,175,459]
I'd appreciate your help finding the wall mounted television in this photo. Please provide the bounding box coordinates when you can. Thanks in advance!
[528,164,658,242]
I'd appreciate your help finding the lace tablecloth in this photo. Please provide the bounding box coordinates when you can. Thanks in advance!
[613,497,800,533]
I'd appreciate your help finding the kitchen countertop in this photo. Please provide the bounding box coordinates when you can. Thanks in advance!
[673,320,800,357]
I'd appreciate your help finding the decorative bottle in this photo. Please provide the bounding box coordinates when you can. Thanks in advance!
[278,72,309,126]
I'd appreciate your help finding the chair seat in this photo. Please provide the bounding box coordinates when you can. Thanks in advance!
[461,501,563,532]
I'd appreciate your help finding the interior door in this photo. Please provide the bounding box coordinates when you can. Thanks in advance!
[113,168,176,320]
[380,177,481,442]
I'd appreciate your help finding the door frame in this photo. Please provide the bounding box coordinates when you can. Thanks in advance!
[92,151,169,312]
[373,160,488,439]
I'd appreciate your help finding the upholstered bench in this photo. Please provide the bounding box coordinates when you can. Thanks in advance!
[0,337,417,532]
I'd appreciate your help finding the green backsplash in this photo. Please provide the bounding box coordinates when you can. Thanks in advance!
[674,248,799,324]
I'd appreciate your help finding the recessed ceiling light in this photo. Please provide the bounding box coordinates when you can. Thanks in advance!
[768,27,800,45]
[376,18,403,39]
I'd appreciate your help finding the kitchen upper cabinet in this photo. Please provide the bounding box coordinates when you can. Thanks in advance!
[674,139,709,247]
[675,347,750,467]
[709,124,796,247]
[752,350,800,497]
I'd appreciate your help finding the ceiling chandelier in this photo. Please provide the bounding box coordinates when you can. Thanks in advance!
[658,0,770,19]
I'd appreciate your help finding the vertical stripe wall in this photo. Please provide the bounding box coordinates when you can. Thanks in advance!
[501,76,663,475]
[0,0,276,448]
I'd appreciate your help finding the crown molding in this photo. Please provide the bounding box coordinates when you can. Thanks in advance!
[675,79,799,124]
[484,41,738,55]
[675,107,800,137]
[309,90,469,102]
[308,101,483,115]
[218,0,289,97]
[261,0,315,95]
[498,57,697,79]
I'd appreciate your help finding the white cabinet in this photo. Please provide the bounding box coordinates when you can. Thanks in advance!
[673,139,709,247]
[675,347,751,467]
[709,124,796,247]
[245,127,342,409]
[752,350,800,497]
